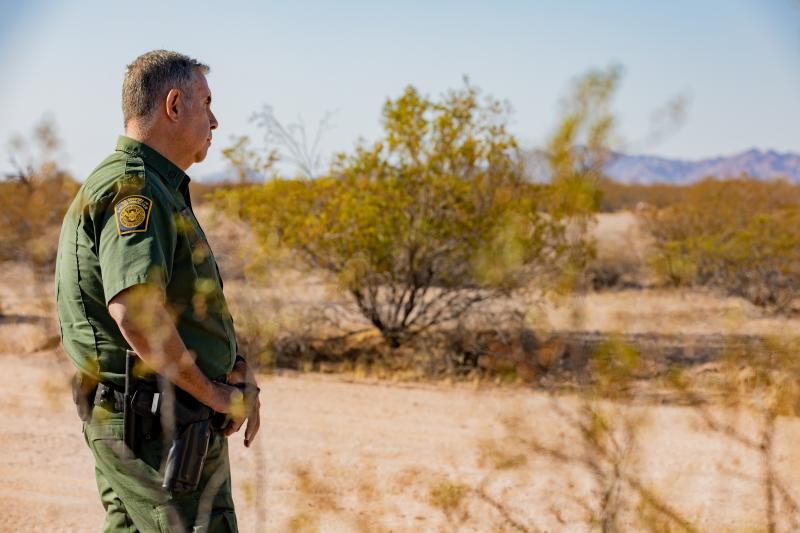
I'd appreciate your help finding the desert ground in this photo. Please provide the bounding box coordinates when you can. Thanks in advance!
[3,348,800,533]
[3,212,800,532]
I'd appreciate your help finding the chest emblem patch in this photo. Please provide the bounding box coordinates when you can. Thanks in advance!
[115,195,153,236]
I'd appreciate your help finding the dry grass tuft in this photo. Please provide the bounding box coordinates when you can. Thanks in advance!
[429,479,470,520]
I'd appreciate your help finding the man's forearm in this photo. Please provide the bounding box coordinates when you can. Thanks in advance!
[117,310,215,402]
[108,287,229,412]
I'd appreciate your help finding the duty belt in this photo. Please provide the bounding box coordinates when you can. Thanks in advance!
[94,382,126,412]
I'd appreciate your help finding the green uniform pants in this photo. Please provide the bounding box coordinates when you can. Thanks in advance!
[83,406,238,532]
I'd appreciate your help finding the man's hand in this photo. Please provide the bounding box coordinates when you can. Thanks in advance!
[208,382,244,414]
[223,358,261,447]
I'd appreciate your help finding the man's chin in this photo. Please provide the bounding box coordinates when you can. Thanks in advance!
[194,147,210,164]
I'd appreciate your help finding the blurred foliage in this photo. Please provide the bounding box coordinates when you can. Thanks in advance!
[1,117,79,268]
[592,336,644,397]
[643,177,800,312]
[546,65,621,218]
[188,180,241,206]
[221,135,276,183]
[217,72,624,346]
[596,177,689,212]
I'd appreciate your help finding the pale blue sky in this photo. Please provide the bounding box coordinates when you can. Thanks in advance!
[1,0,798,179]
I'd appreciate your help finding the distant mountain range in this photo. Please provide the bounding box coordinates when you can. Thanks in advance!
[521,148,800,185]
[604,148,800,184]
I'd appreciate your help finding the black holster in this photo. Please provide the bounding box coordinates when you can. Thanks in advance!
[162,417,212,492]
[123,350,219,493]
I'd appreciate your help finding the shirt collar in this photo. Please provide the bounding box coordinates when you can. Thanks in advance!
[115,135,190,191]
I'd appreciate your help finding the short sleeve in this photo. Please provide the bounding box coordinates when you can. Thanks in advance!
[96,175,177,304]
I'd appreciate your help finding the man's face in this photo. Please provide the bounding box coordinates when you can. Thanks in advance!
[180,71,218,166]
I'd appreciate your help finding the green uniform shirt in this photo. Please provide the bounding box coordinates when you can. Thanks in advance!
[55,136,236,386]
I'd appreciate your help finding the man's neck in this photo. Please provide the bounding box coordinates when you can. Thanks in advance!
[125,127,191,171]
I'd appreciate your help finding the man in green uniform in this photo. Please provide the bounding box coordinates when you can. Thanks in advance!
[55,50,260,532]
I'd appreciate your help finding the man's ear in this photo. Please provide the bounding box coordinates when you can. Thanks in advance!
[165,88,181,122]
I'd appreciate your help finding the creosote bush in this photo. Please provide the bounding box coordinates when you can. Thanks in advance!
[219,88,572,346]
[644,177,800,312]
[1,117,79,269]
[217,72,622,346]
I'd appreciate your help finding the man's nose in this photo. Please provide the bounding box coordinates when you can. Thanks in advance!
[209,111,219,130]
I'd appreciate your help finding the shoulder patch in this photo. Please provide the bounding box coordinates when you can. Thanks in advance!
[115,195,153,236]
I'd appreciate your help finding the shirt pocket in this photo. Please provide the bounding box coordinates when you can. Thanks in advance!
[179,207,207,245]
[179,208,216,272]
[178,208,227,315]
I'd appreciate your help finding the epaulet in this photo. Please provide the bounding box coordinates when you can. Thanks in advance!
[121,155,147,190]
[83,152,144,200]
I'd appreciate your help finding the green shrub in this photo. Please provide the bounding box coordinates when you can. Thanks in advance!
[218,82,596,346]
[644,177,800,311]
[1,117,79,269]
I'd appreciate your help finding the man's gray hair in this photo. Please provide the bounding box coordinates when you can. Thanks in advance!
[122,50,209,127]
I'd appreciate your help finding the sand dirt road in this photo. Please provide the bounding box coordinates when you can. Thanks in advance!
[2,350,800,532]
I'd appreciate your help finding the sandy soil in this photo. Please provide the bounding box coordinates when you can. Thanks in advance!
[2,349,800,532]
